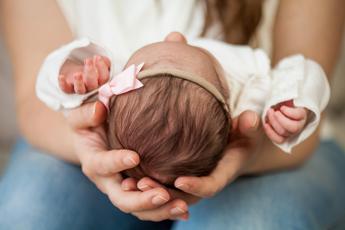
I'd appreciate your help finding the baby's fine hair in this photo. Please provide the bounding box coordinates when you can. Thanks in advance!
[107,74,231,186]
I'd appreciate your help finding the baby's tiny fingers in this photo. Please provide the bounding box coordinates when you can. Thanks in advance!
[281,106,307,120]
[73,72,86,94]
[101,56,111,69]
[58,74,74,93]
[263,122,285,144]
[83,58,99,91]
[267,109,289,137]
[94,55,110,85]
[275,111,305,134]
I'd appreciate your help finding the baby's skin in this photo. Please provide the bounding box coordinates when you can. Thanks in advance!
[58,49,308,146]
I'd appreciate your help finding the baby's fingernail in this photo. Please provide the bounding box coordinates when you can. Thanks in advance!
[170,207,186,216]
[123,156,137,167]
[152,195,168,205]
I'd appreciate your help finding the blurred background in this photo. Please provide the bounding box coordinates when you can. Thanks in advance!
[0,0,345,175]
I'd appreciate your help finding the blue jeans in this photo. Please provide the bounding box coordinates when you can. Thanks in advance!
[0,139,345,230]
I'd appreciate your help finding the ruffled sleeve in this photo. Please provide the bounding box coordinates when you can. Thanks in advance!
[35,38,115,111]
[262,55,330,153]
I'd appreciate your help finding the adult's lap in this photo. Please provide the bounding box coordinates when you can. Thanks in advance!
[1,140,344,230]
[174,140,345,230]
[0,139,172,230]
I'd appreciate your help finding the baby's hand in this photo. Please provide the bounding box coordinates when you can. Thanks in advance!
[263,100,309,144]
[58,55,111,94]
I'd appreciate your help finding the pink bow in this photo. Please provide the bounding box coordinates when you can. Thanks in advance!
[98,63,144,110]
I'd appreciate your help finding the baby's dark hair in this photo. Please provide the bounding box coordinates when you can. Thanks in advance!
[107,74,231,186]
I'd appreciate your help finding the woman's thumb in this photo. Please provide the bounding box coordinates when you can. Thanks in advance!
[65,101,107,129]
[237,110,260,138]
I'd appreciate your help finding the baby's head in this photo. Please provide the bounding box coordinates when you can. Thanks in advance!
[107,33,232,186]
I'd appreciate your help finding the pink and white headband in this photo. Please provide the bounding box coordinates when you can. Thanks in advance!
[98,63,230,115]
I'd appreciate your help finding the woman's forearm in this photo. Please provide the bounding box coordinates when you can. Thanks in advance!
[272,0,345,76]
[243,128,320,175]
[244,0,345,174]
[0,0,78,163]
[17,95,79,163]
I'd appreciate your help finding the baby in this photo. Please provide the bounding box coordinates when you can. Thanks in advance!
[36,32,330,186]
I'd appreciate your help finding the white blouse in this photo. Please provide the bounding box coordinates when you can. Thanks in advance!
[36,1,331,153]
[36,38,330,153]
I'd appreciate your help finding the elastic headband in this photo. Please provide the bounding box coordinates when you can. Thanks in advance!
[98,63,230,118]
[138,68,230,115]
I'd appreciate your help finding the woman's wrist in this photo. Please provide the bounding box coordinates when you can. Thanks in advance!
[17,96,80,164]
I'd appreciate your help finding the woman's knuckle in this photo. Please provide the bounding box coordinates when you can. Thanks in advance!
[203,189,216,198]
[135,214,146,221]
[81,165,92,177]
[110,196,130,213]
[119,206,130,214]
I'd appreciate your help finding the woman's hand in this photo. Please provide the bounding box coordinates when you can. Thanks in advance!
[128,110,263,221]
[173,110,263,198]
[121,176,200,221]
[65,101,180,217]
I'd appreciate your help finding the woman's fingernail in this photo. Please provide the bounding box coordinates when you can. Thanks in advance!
[178,213,189,221]
[92,103,98,116]
[122,184,130,191]
[170,207,186,216]
[137,184,150,190]
[176,184,189,190]
[251,113,258,128]
[152,195,168,205]
[123,156,137,167]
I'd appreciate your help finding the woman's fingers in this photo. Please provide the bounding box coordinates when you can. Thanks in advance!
[275,110,305,134]
[65,101,107,129]
[236,110,260,137]
[174,110,262,198]
[105,179,171,213]
[58,74,74,93]
[174,154,235,198]
[263,121,285,144]
[174,175,224,198]
[83,58,99,91]
[137,177,200,205]
[121,178,139,191]
[132,199,189,222]
[137,177,163,191]
[94,55,110,85]
[73,72,86,94]
[83,149,140,176]
[267,109,289,137]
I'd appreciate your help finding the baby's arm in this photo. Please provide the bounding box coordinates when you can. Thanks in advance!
[263,100,309,144]
[261,55,330,153]
[59,55,110,94]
